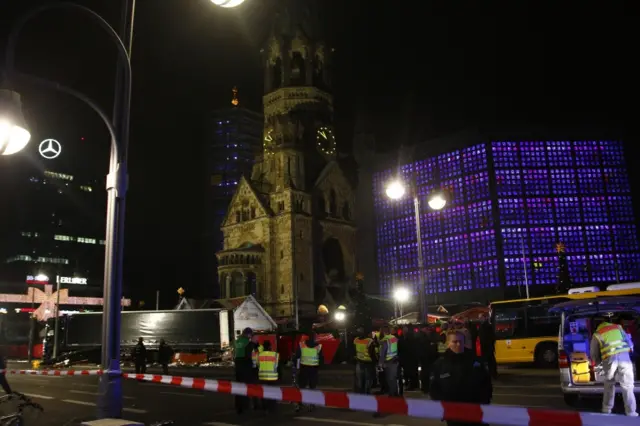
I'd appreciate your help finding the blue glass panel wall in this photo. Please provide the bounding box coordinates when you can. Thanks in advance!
[373,140,639,298]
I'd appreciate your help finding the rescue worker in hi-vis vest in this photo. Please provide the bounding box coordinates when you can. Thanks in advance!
[353,327,377,394]
[294,331,323,412]
[590,315,638,417]
[257,340,279,412]
[378,326,400,397]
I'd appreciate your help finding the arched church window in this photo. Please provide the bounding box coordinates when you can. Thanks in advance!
[251,207,256,219]
[342,202,351,220]
[290,52,306,85]
[235,211,241,223]
[272,57,283,90]
[329,190,337,217]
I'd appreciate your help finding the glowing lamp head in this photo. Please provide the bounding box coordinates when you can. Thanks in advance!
[428,193,447,210]
[334,311,346,321]
[211,0,245,7]
[394,288,410,303]
[0,90,31,156]
[385,181,406,200]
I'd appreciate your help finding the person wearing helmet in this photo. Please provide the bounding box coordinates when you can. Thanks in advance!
[590,314,637,416]
[234,327,257,414]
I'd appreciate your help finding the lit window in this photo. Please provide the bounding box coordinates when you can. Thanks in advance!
[54,235,74,242]
[77,237,97,244]
[80,185,93,192]
[44,171,73,181]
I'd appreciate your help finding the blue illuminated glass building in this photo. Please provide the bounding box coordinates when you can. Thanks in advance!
[372,141,640,304]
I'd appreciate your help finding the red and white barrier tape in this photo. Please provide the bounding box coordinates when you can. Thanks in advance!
[121,373,638,426]
[0,368,103,376]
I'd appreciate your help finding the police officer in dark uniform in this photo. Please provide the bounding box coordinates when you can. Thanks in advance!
[429,329,492,426]
[234,327,257,414]
[133,337,147,374]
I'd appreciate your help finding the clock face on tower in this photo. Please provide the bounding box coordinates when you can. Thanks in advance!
[316,126,336,156]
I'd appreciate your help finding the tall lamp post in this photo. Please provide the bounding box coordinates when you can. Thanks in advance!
[385,180,447,324]
[0,0,246,419]
[393,287,410,320]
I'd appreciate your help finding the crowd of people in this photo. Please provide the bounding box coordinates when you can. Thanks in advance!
[232,319,498,425]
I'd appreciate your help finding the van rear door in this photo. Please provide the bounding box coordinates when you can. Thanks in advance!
[551,296,640,386]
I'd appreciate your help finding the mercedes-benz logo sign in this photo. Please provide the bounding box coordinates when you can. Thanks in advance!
[38,139,62,159]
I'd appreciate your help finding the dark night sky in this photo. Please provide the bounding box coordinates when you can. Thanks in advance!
[1,0,637,303]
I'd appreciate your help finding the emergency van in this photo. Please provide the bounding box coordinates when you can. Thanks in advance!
[550,283,640,407]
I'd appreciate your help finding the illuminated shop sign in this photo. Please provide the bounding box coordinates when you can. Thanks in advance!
[58,276,87,285]
[26,275,49,284]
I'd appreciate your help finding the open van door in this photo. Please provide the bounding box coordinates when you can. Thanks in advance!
[550,296,640,406]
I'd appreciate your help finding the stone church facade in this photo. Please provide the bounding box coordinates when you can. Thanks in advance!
[216,4,357,319]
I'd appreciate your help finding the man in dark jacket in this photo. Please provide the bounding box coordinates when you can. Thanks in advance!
[478,319,497,379]
[419,327,439,394]
[158,339,174,375]
[133,337,147,375]
[429,330,493,426]
[234,327,257,414]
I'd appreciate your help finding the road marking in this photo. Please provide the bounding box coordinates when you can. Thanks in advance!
[160,391,204,397]
[62,399,146,414]
[295,417,380,426]
[70,390,134,400]
[123,407,147,414]
[23,393,54,400]
[63,399,95,407]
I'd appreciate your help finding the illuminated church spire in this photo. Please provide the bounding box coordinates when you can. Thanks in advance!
[231,86,239,107]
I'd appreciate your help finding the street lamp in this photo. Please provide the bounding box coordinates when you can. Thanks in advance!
[393,287,410,319]
[212,0,246,7]
[1,0,247,419]
[334,305,347,322]
[384,179,448,323]
[428,192,447,211]
[0,90,31,155]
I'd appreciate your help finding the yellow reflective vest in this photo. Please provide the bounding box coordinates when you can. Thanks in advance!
[353,337,373,362]
[258,351,279,381]
[595,322,631,360]
[300,342,322,366]
[381,335,398,361]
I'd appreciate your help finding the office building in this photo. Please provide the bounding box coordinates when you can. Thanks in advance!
[0,163,105,285]
[203,88,263,295]
[373,140,640,304]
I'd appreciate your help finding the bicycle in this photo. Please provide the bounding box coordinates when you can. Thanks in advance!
[0,392,43,425]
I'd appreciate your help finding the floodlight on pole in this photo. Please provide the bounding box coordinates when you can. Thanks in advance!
[385,180,406,200]
[211,0,245,7]
[0,90,31,155]
[428,192,447,210]
[394,287,410,303]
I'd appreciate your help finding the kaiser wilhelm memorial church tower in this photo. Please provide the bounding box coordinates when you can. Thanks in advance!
[216,3,357,319]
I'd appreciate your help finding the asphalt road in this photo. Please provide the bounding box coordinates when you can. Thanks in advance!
[0,366,574,426]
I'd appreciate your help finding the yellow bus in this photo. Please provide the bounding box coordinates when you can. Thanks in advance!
[490,282,640,367]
